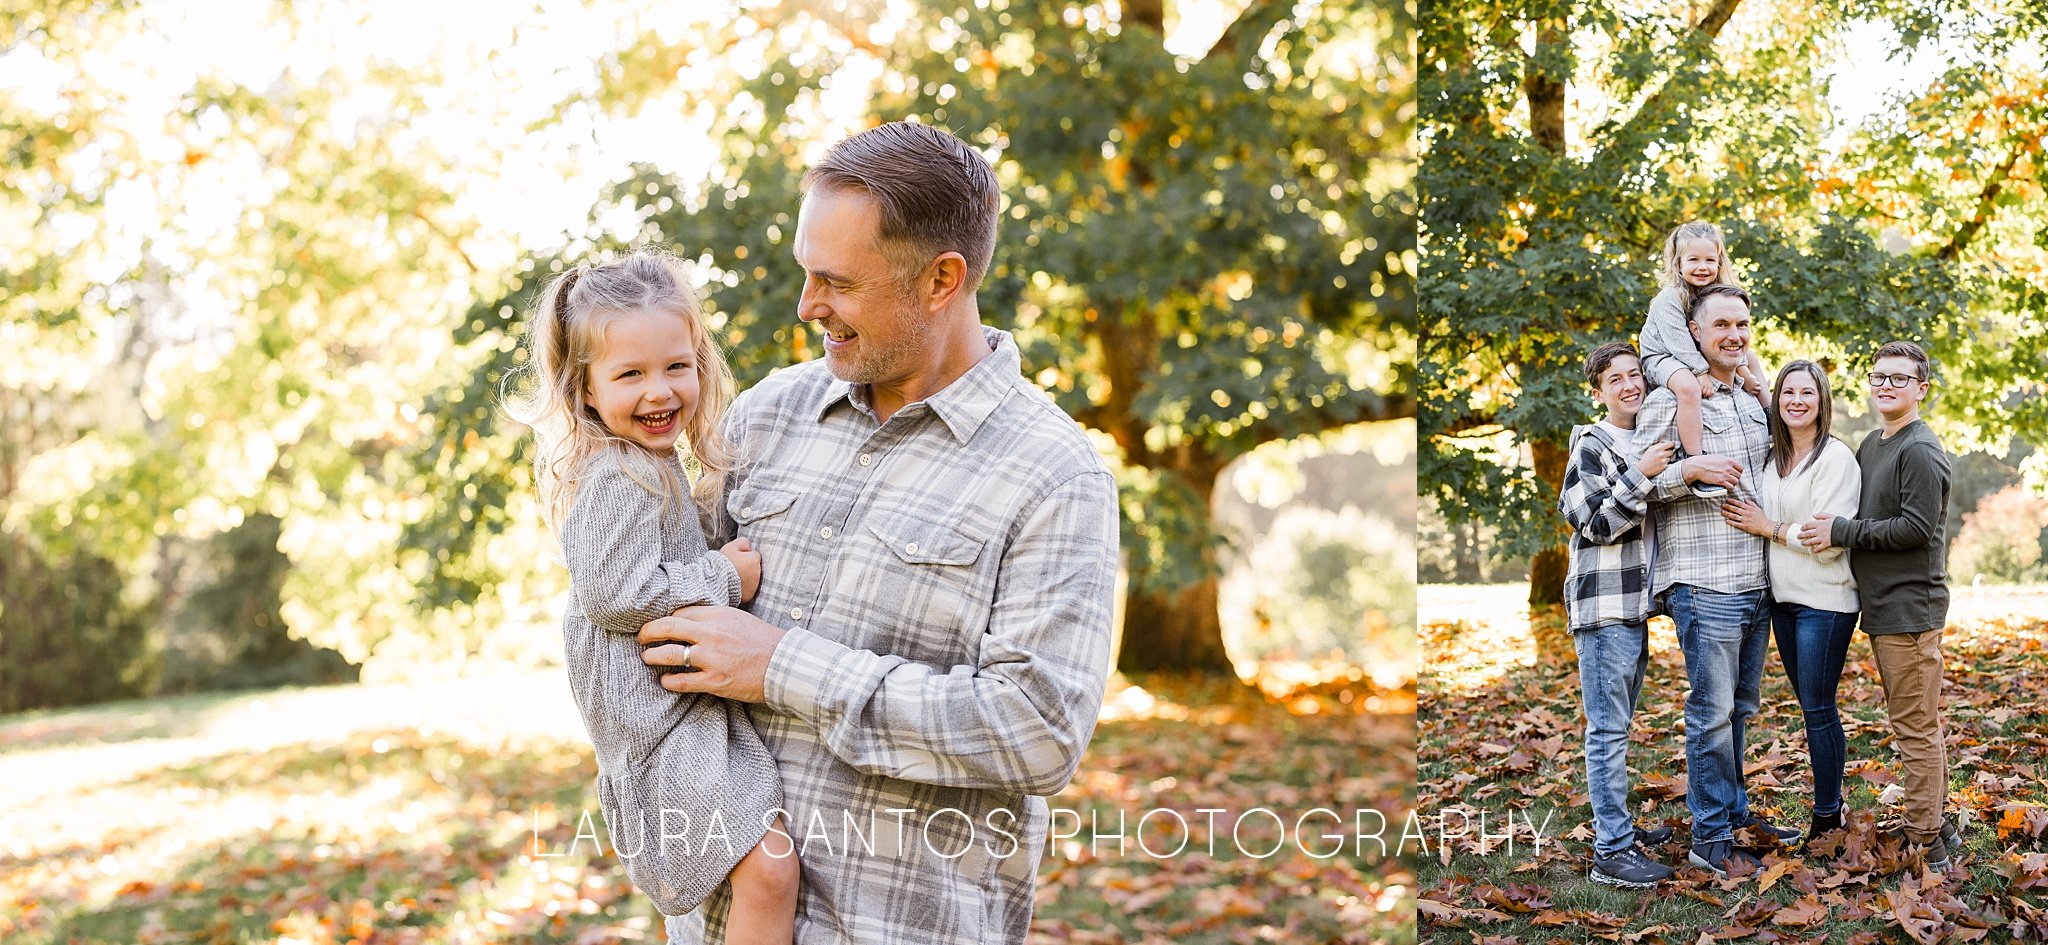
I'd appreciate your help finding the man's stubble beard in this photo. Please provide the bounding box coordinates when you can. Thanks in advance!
[825,287,931,387]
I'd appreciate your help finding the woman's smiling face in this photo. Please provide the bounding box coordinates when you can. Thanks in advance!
[1776,368,1822,434]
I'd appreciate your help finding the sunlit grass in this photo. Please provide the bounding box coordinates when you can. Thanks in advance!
[2,663,1413,944]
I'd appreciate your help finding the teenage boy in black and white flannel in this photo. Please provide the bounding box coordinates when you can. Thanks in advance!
[1559,341,1681,888]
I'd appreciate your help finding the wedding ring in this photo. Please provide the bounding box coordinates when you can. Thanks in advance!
[680,643,694,673]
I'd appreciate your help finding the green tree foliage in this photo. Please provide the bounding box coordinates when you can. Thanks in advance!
[2,1,556,699]
[1420,0,2048,607]
[409,0,1415,675]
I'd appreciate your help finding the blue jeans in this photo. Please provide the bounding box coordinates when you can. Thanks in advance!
[1666,585,1771,846]
[1574,619,1652,857]
[1771,603,1859,818]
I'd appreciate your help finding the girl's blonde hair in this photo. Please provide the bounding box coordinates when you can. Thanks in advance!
[503,249,736,535]
[1661,220,1743,311]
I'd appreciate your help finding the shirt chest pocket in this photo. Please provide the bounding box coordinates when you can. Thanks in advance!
[730,487,799,545]
[855,515,994,662]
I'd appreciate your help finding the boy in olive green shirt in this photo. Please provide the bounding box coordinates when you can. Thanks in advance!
[1800,340,1959,871]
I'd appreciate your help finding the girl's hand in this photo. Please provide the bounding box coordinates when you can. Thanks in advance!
[1718,497,1773,538]
[718,537,762,603]
[1638,440,1677,478]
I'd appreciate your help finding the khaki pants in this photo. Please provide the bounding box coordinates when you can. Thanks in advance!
[1870,628,1949,843]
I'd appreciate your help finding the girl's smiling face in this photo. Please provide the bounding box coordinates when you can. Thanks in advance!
[1678,238,1723,287]
[582,306,700,454]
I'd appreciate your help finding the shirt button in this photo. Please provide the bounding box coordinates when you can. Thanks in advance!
[905,542,919,555]
[819,525,834,539]
[858,453,874,467]
[791,606,805,620]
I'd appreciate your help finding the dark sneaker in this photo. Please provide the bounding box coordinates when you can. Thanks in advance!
[1941,823,1963,856]
[1634,821,1674,846]
[1925,834,1955,872]
[1735,811,1801,844]
[1688,840,1762,879]
[1591,845,1676,889]
[1800,809,1845,853]
[1691,482,1729,500]
[1882,830,1957,874]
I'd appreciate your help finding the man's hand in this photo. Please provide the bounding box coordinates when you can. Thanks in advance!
[1800,513,1838,552]
[1718,497,1773,538]
[717,538,762,603]
[638,605,787,703]
[1679,455,1743,491]
[1638,440,1678,479]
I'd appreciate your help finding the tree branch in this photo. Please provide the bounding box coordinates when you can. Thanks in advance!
[1203,0,1289,68]
[1525,20,1568,153]
[1938,123,2044,262]
[1597,0,1746,159]
[1124,0,1166,36]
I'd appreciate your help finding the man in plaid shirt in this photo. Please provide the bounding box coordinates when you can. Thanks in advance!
[1559,341,1680,888]
[634,123,1119,943]
[1633,284,1799,878]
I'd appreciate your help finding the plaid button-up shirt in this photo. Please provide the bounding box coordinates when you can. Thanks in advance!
[666,326,1118,945]
[1634,379,1770,598]
[1558,423,1657,632]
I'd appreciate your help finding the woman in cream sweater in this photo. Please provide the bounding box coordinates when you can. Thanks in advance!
[1718,360,1862,848]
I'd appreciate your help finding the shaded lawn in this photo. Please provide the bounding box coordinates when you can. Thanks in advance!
[1418,585,2048,945]
[0,665,1413,945]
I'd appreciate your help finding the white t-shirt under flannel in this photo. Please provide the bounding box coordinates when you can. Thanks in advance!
[666,326,1119,945]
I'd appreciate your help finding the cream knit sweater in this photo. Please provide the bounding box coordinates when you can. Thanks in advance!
[1758,436,1861,613]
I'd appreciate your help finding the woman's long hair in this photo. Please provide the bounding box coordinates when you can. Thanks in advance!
[1768,359,1836,478]
[1661,220,1743,312]
[501,249,736,535]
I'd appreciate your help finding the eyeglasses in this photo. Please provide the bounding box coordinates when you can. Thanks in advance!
[1866,372,1923,389]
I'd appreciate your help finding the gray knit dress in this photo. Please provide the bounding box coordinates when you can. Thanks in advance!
[557,446,783,917]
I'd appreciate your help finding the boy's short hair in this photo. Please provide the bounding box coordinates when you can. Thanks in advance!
[1686,283,1751,322]
[1583,341,1640,389]
[1874,340,1932,380]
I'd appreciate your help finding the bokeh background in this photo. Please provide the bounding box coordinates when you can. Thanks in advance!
[1,1,1417,942]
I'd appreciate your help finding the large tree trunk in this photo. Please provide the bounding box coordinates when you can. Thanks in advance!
[1115,456,1237,676]
[1526,437,1574,662]
[1119,575,1231,674]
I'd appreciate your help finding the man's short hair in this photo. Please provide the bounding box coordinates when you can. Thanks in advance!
[801,121,1001,290]
[1583,341,1640,389]
[1874,340,1932,380]
[1686,283,1752,322]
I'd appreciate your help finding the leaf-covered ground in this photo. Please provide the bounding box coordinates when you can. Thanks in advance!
[0,661,1413,945]
[1419,584,2048,944]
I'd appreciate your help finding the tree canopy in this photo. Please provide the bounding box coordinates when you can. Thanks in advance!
[4,0,1412,689]
[1419,0,2048,603]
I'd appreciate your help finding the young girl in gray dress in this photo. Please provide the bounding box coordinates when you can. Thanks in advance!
[508,250,795,941]
[1637,221,1770,481]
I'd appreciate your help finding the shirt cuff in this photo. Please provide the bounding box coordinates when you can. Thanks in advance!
[764,624,850,720]
[706,549,743,607]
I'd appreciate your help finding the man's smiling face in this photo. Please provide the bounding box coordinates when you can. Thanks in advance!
[791,185,930,387]
[1689,294,1752,377]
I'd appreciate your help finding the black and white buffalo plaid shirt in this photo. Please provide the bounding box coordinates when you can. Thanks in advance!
[1559,422,1658,631]
[667,327,1119,945]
